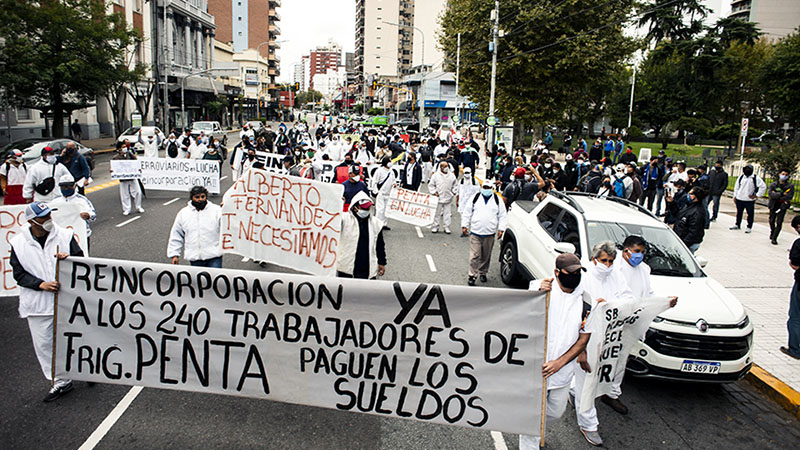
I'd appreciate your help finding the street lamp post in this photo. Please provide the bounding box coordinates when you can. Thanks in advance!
[383,20,425,128]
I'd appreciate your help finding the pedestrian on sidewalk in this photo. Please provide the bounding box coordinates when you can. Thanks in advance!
[111,142,144,216]
[707,160,728,223]
[1,150,28,205]
[784,215,800,360]
[462,181,507,286]
[10,202,84,402]
[730,165,766,233]
[70,119,82,142]
[767,169,795,245]
[168,186,222,268]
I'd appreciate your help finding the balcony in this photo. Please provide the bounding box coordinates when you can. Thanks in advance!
[269,23,281,35]
[269,0,281,7]
[268,8,280,21]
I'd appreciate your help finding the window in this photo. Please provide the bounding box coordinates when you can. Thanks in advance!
[537,203,564,240]
[16,108,30,121]
[555,212,581,256]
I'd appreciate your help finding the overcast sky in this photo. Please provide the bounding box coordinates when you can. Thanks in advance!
[276,1,355,82]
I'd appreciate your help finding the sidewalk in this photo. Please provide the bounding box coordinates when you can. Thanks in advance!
[80,136,117,153]
[694,195,800,398]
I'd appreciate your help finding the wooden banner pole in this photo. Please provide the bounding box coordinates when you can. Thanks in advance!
[50,245,60,387]
[540,289,551,448]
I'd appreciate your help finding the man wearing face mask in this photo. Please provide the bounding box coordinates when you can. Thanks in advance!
[58,142,91,195]
[111,142,144,215]
[666,186,708,253]
[518,253,592,450]
[401,152,422,192]
[370,157,396,227]
[429,160,458,234]
[1,149,28,205]
[10,202,84,402]
[342,164,369,212]
[457,168,481,233]
[731,164,766,233]
[168,186,222,267]
[462,181,507,286]
[337,193,387,279]
[768,169,795,245]
[23,146,71,203]
[49,174,96,253]
[138,129,162,159]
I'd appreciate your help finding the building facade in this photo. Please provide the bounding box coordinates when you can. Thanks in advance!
[292,63,304,91]
[308,40,342,91]
[729,0,800,40]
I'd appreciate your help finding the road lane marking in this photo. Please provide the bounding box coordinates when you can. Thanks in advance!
[163,197,180,206]
[220,175,228,181]
[116,216,141,228]
[425,254,437,272]
[415,226,424,239]
[78,386,143,450]
[490,431,508,450]
[84,180,120,195]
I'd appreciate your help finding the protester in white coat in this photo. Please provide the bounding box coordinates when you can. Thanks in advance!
[370,157,396,226]
[22,146,71,203]
[110,144,144,215]
[428,160,458,233]
[337,192,387,279]
[168,186,223,267]
[457,167,481,218]
[10,202,83,402]
[137,129,161,158]
[49,173,96,252]
[461,180,507,285]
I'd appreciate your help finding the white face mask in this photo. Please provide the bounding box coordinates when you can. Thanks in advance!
[544,164,552,169]
[45,155,57,164]
[593,261,614,279]
[441,167,449,173]
[34,219,54,232]
[524,175,532,182]
[355,209,370,218]
[352,175,361,183]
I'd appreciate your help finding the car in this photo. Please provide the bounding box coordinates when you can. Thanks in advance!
[320,110,331,116]
[245,121,264,133]
[0,138,95,170]
[468,121,484,133]
[500,191,753,382]
[190,121,227,145]
[117,126,167,153]
[393,117,415,127]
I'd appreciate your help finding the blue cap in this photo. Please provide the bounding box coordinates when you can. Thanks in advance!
[24,202,52,221]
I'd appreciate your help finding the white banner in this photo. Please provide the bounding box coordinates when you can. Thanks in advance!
[109,160,142,180]
[221,168,344,277]
[138,157,221,194]
[0,203,88,297]
[579,297,671,412]
[385,187,439,227]
[55,257,546,435]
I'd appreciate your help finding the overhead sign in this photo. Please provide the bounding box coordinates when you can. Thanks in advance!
[0,203,88,297]
[385,187,438,227]
[55,257,547,435]
[220,168,343,276]
[138,157,221,194]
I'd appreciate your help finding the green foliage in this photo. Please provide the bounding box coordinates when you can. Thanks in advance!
[366,107,383,116]
[0,0,141,137]
[674,116,712,136]
[760,30,800,131]
[638,0,709,46]
[627,125,643,139]
[296,90,324,106]
[673,145,692,159]
[745,142,800,178]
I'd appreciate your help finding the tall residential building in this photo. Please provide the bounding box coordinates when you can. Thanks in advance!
[208,0,281,98]
[411,0,446,69]
[355,0,414,81]
[292,63,304,90]
[308,40,342,90]
[729,0,800,40]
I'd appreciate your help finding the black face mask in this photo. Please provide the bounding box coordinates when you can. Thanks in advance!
[743,168,753,177]
[345,159,353,165]
[558,271,582,290]
[191,199,207,210]
[247,154,255,161]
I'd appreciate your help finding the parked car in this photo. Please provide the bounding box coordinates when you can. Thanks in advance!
[0,138,95,170]
[117,126,167,153]
[245,121,264,133]
[468,121,484,133]
[190,121,227,145]
[500,191,753,382]
[393,117,415,127]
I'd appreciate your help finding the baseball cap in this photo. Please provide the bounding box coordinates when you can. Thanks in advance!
[41,146,56,155]
[356,198,373,209]
[481,180,493,189]
[514,167,526,178]
[24,202,54,221]
[58,173,75,186]
[349,164,362,174]
[10,149,23,158]
[555,253,585,273]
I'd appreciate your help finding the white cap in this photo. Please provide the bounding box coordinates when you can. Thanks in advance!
[58,173,75,185]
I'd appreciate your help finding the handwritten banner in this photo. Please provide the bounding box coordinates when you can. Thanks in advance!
[0,203,87,297]
[109,160,142,180]
[138,158,221,194]
[55,257,546,435]
[386,187,439,227]
[579,297,671,412]
[221,168,343,277]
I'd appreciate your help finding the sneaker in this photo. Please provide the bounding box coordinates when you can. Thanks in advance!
[581,429,603,447]
[780,346,800,360]
[382,226,392,231]
[711,218,717,222]
[480,274,487,282]
[43,381,73,403]
[771,239,778,245]
[600,394,628,415]
[444,227,451,234]
[137,207,145,213]
[468,276,476,286]
[729,225,740,230]
[745,227,752,234]
[122,211,130,216]
[431,227,439,234]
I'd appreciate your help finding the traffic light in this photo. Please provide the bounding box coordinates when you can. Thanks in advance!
[294,82,299,92]
[372,80,378,90]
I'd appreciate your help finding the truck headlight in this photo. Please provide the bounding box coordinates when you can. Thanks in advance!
[737,315,750,329]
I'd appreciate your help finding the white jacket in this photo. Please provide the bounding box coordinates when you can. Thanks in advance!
[167,201,223,261]
[370,166,396,196]
[461,192,507,235]
[337,191,385,277]
[49,192,97,237]
[22,160,71,203]
[428,169,458,203]
[10,225,74,317]
[138,134,161,158]
[733,173,766,201]
[457,178,481,213]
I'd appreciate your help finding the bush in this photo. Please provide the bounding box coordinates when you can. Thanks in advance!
[745,142,800,178]
[627,125,643,139]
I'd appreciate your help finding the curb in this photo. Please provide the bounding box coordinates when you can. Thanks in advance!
[745,363,800,420]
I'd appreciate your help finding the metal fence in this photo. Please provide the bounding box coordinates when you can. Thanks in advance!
[724,161,800,205]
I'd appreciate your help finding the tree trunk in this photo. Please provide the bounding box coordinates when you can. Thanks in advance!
[51,81,65,138]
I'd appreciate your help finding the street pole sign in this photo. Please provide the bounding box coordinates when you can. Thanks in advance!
[487,116,497,126]
[738,117,749,166]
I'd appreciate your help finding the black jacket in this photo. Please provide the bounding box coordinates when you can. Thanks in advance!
[401,162,422,191]
[768,181,794,211]
[708,168,729,196]
[668,200,707,246]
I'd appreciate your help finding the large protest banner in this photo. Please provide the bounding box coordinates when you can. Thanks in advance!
[0,203,88,296]
[578,297,671,412]
[220,168,343,277]
[385,187,438,227]
[137,158,221,194]
[109,160,142,180]
[54,257,546,435]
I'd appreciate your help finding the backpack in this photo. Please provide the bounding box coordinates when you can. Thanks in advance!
[472,192,499,206]
[182,136,191,148]
[167,141,178,158]
[581,173,601,193]
[34,163,57,196]
[612,175,626,198]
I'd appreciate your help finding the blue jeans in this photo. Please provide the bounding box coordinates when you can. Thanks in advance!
[709,194,722,221]
[655,187,664,215]
[190,256,223,268]
[789,282,800,357]
[688,243,700,254]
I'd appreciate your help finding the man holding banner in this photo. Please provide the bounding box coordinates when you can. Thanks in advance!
[10,202,84,402]
[111,143,144,216]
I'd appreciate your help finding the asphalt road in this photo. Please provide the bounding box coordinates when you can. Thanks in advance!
[1,130,799,450]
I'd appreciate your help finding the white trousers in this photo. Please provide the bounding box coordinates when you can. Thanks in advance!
[519,384,571,450]
[432,201,452,229]
[609,370,624,399]
[27,315,70,386]
[422,162,433,182]
[572,365,600,431]
[119,179,142,213]
[376,192,389,222]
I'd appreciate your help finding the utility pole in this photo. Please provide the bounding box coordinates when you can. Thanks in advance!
[455,32,461,124]
[488,1,499,155]
[163,1,170,130]
[627,65,636,129]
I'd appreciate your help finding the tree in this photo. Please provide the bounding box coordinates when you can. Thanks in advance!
[761,30,800,137]
[296,90,324,106]
[638,0,709,47]
[0,0,141,138]
[746,142,800,178]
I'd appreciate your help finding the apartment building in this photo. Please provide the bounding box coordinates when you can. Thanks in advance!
[730,0,800,40]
